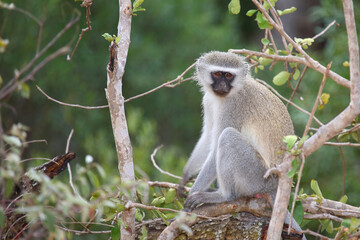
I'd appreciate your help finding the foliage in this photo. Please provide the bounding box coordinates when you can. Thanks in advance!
[0,0,360,239]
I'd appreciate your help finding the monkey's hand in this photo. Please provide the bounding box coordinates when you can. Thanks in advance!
[184,192,204,211]
[177,174,192,198]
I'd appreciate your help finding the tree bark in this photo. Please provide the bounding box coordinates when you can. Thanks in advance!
[105,0,135,239]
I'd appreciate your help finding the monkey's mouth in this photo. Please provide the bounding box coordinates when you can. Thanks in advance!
[213,89,230,96]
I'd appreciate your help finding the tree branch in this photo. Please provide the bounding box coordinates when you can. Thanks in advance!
[105,0,135,239]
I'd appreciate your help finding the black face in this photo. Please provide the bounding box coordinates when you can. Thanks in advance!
[210,71,235,96]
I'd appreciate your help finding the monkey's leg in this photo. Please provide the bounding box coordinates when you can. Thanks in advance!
[185,127,277,210]
[216,127,277,199]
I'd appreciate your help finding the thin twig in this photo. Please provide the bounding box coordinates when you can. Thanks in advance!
[65,129,84,201]
[324,142,360,147]
[68,0,93,60]
[303,62,331,137]
[312,20,338,40]
[36,85,109,109]
[302,229,332,240]
[124,63,196,103]
[0,14,80,99]
[288,153,306,233]
[150,145,182,180]
[286,66,308,108]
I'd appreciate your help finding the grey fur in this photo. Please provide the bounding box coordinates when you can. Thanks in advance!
[181,51,305,239]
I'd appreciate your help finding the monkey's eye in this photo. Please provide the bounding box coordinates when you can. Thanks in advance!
[225,73,233,79]
[214,72,222,77]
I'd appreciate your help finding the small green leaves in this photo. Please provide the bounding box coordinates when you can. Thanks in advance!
[343,61,350,67]
[228,0,241,15]
[294,37,314,49]
[111,222,121,240]
[261,38,270,46]
[311,179,324,199]
[293,68,300,80]
[283,135,297,150]
[273,71,290,86]
[263,0,277,10]
[255,11,270,29]
[246,9,257,17]
[0,37,9,53]
[164,188,176,204]
[293,201,304,224]
[18,83,30,99]
[132,0,146,15]
[318,93,330,110]
[102,33,121,44]
[287,158,299,178]
[277,7,297,16]
[339,195,348,204]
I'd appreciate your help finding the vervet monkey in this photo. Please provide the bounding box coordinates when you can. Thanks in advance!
[180,51,305,238]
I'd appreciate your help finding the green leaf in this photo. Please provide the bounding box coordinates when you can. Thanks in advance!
[0,207,5,228]
[283,135,297,150]
[273,71,290,86]
[133,0,144,9]
[102,33,114,42]
[87,170,101,188]
[350,218,360,232]
[139,225,148,240]
[287,158,299,178]
[293,68,300,80]
[44,210,56,232]
[259,57,273,66]
[18,83,30,99]
[311,179,324,199]
[293,201,304,224]
[151,197,165,206]
[296,135,309,149]
[263,0,277,10]
[261,38,270,45]
[115,36,121,44]
[228,0,241,15]
[343,61,350,67]
[164,188,176,204]
[246,9,257,17]
[111,223,121,240]
[341,218,351,228]
[0,75,3,88]
[135,208,145,222]
[339,195,348,204]
[277,7,297,16]
[255,11,269,29]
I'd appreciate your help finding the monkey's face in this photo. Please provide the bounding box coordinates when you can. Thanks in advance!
[210,71,234,96]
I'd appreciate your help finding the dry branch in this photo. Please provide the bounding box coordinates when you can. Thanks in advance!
[105,0,135,239]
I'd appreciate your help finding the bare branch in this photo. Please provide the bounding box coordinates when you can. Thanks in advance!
[105,0,135,238]
[230,48,350,88]
[312,20,338,40]
[324,142,360,147]
[303,63,331,137]
[124,63,195,103]
[150,145,182,180]
[36,86,109,109]
[68,0,93,60]
[147,181,190,192]
[286,66,308,108]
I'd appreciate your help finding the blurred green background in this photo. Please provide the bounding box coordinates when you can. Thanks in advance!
[0,0,359,209]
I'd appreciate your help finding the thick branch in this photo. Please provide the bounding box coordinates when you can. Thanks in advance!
[105,0,135,239]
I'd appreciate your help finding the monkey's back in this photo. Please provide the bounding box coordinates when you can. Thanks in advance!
[220,78,294,168]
